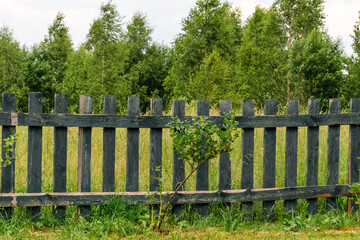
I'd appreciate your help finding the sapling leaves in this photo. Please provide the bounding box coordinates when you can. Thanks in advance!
[156,111,240,232]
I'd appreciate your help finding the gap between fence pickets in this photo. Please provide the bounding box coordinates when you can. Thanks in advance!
[0,185,352,207]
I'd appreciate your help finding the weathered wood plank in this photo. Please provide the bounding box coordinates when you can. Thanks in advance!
[150,98,163,191]
[78,95,93,218]
[263,100,277,220]
[1,93,16,219]
[172,99,185,219]
[196,100,210,217]
[27,92,43,221]
[103,95,116,192]
[349,99,360,211]
[306,99,320,215]
[0,184,351,207]
[53,94,68,221]
[3,112,360,128]
[126,96,140,192]
[241,100,254,220]
[219,100,232,191]
[327,99,341,211]
[284,100,299,213]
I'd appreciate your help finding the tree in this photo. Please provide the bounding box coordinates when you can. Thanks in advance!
[273,0,325,99]
[0,26,28,111]
[85,1,128,113]
[343,11,360,103]
[164,0,242,102]
[25,12,73,112]
[124,12,172,111]
[289,29,344,108]
[237,6,287,107]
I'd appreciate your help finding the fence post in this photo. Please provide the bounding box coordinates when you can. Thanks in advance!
[103,95,116,192]
[241,100,255,220]
[196,99,210,217]
[78,95,93,218]
[306,99,320,215]
[27,92,43,221]
[263,99,277,220]
[172,99,185,219]
[284,99,299,213]
[126,96,140,192]
[53,94,68,221]
[349,99,360,211]
[1,93,16,219]
[327,99,341,211]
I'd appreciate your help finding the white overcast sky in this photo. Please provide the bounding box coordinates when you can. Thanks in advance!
[0,0,359,55]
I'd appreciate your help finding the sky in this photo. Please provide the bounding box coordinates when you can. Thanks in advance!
[0,0,359,55]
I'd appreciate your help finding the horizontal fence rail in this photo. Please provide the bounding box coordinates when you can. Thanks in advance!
[1,92,360,221]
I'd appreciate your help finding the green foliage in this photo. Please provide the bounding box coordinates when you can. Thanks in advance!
[0,132,19,169]
[156,112,241,232]
[237,7,287,107]
[289,29,344,108]
[24,12,73,112]
[165,0,242,103]
[0,27,28,110]
[169,112,240,167]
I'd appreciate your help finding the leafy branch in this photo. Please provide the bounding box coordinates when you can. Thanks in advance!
[0,133,19,170]
[157,112,240,232]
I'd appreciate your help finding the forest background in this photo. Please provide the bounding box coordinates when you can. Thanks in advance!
[1,0,360,113]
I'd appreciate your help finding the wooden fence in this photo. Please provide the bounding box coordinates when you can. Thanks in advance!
[0,92,360,221]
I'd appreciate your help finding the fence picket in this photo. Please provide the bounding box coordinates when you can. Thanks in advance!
[172,99,185,219]
[284,100,299,213]
[27,92,43,221]
[103,95,116,192]
[327,99,341,211]
[150,98,163,191]
[126,96,140,192]
[306,99,320,215]
[241,100,255,220]
[263,100,277,220]
[78,95,93,218]
[1,93,16,219]
[349,99,360,211]
[219,100,232,190]
[196,100,210,217]
[53,94,68,220]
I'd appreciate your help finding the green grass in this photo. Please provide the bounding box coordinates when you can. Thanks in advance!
[0,106,358,238]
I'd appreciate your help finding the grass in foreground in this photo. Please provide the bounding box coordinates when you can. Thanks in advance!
[1,200,360,239]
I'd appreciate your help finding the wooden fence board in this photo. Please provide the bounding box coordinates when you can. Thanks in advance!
[349,99,360,211]
[327,99,341,211]
[27,92,43,221]
[1,93,16,219]
[78,95,93,218]
[53,94,68,220]
[306,99,320,215]
[284,100,299,213]
[241,100,255,220]
[172,99,185,219]
[219,100,232,191]
[0,185,351,207]
[126,96,140,192]
[102,95,116,192]
[196,100,210,217]
[263,100,277,220]
[150,98,163,192]
[4,112,360,128]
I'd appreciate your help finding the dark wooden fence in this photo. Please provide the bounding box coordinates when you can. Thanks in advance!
[0,92,360,221]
